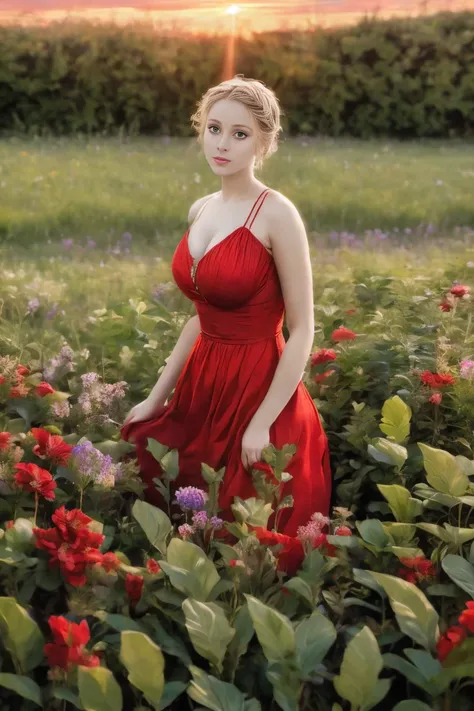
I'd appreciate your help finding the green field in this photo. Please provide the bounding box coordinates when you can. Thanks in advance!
[1,135,474,252]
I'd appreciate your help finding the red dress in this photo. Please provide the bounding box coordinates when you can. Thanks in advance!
[120,188,332,535]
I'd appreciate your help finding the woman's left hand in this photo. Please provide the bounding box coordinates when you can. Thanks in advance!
[241,421,271,472]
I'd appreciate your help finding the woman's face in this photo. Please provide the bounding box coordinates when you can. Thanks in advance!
[202,98,261,175]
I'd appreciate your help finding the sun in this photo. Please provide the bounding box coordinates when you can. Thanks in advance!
[225,5,242,16]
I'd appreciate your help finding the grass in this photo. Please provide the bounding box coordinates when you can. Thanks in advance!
[0,135,473,253]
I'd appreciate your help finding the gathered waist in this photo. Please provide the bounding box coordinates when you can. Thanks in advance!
[200,328,283,345]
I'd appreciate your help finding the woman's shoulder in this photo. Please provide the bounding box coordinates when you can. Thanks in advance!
[188,191,220,224]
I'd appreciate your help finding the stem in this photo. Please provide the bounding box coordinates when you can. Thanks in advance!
[79,488,84,510]
[33,492,39,527]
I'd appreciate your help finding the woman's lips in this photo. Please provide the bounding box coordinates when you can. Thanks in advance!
[213,157,231,164]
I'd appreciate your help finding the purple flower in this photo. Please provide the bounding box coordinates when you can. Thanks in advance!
[192,511,208,530]
[70,438,119,487]
[27,298,40,314]
[460,360,474,380]
[46,303,59,320]
[210,516,223,530]
[175,486,208,512]
[87,238,96,248]
[62,238,74,249]
[121,232,133,242]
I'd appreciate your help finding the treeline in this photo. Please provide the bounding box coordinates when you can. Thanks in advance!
[0,11,473,138]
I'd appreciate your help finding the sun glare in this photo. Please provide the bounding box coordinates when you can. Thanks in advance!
[225,5,241,16]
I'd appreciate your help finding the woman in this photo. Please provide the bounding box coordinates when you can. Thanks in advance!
[120,74,332,536]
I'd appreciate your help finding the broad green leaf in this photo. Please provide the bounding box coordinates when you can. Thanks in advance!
[284,577,314,605]
[160,538,220,601]
[368,572,439,651]
[333,626,384,709]
[356,519,390,549]
[382,653,430,691]
[379,395,412,442]
[368,439,407,469]
[53,688,84,709]
[245,595,296,663]
[187,665,259,711]
[441,554,474,597]
[182,598,235,673]
[120,631,165,709]
[0,673,43,707]
[132,500,172,553]
[159,681,188,710]
[381,523,416,546]
[415,523,451,543]
[403,649,442,680]
[231,497,273,527]
[295,612,337,677]
[266,660,303,711]
[377,485,423,522]
[418,443,468,496]
[78,666,123,711]
[225,603,255,676]
[353,568,386,597]
[0,597,44,672]
[143,616,192,666]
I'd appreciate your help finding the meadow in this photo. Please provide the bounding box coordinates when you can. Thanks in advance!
[0,135,474,711]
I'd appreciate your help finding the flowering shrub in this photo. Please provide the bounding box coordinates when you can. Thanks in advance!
[0,258,473,710]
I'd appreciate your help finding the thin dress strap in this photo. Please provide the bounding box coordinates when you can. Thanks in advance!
[243,188,270,230]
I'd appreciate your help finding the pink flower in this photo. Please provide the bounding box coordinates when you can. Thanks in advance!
[429,392,442,405]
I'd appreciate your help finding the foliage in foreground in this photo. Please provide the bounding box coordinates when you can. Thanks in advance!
[0,247,473,710]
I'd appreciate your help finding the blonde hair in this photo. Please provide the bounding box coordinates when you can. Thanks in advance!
[190,74,283,171]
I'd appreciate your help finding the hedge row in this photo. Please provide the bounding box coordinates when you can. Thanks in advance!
[0,11,473,138]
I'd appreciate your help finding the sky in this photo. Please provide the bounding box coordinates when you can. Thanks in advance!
[1,0,473,32]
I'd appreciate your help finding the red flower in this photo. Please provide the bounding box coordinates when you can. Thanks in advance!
[346,308,357,316]
[17,365,30,377]
[9,383,30,398]
[146,559,161,574]
[0,432,12,451]
[125,573,144,603]
[420,371,456,388]
[311,348,337,367]
[398,555,436,584]
[429,392,442,405]
[30,428,73,466]
[459,601,474,633]
[34,506,106,587]
[440,300,452,312]
[252,527,305,576]
[314,369,336,383]
[331,327,357,342]
[45,616,100,670]
[0,375,5,384]
[450,285,470,298]
[335,525,352,536]
[101,552,122,573]
[35,382,55,397]
[14,462,56,501]
[5,520,14,529]
[436,625,467,663]
[52,506,105,549]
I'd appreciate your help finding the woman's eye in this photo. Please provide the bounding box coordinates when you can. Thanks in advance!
[208,126,247,139]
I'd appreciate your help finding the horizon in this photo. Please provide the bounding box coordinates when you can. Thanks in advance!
[1,0,474,33]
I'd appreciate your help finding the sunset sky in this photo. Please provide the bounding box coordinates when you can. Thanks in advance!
[1,0,473,32]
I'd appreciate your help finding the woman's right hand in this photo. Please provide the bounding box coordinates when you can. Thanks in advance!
[122,397,165,428]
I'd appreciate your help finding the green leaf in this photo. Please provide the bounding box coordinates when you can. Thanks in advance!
[418,443,468,496]
[295,612,337,677]
[120,631,165,709]
[266,660,303,711]
[333,626,385,710]
[245,595,296,663]
[356,519,390,549]
[160,538,220,602]
[78,666,123,711]
[441,554,474,597]
[382,653,430,691]
[53,688,84,709]
[403,649,441,680]
[368,439,407,469]
[182,598,235,673]
[379,395,412,442]
[187,665,259,711]
[132,500,172,554]
[377,485,423,522]
[159,681,188,710]
[142,616,192,666]
[0,597,44,672]
[231,497,273,527]
[368,572,439,651]
[0,673,43,707]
